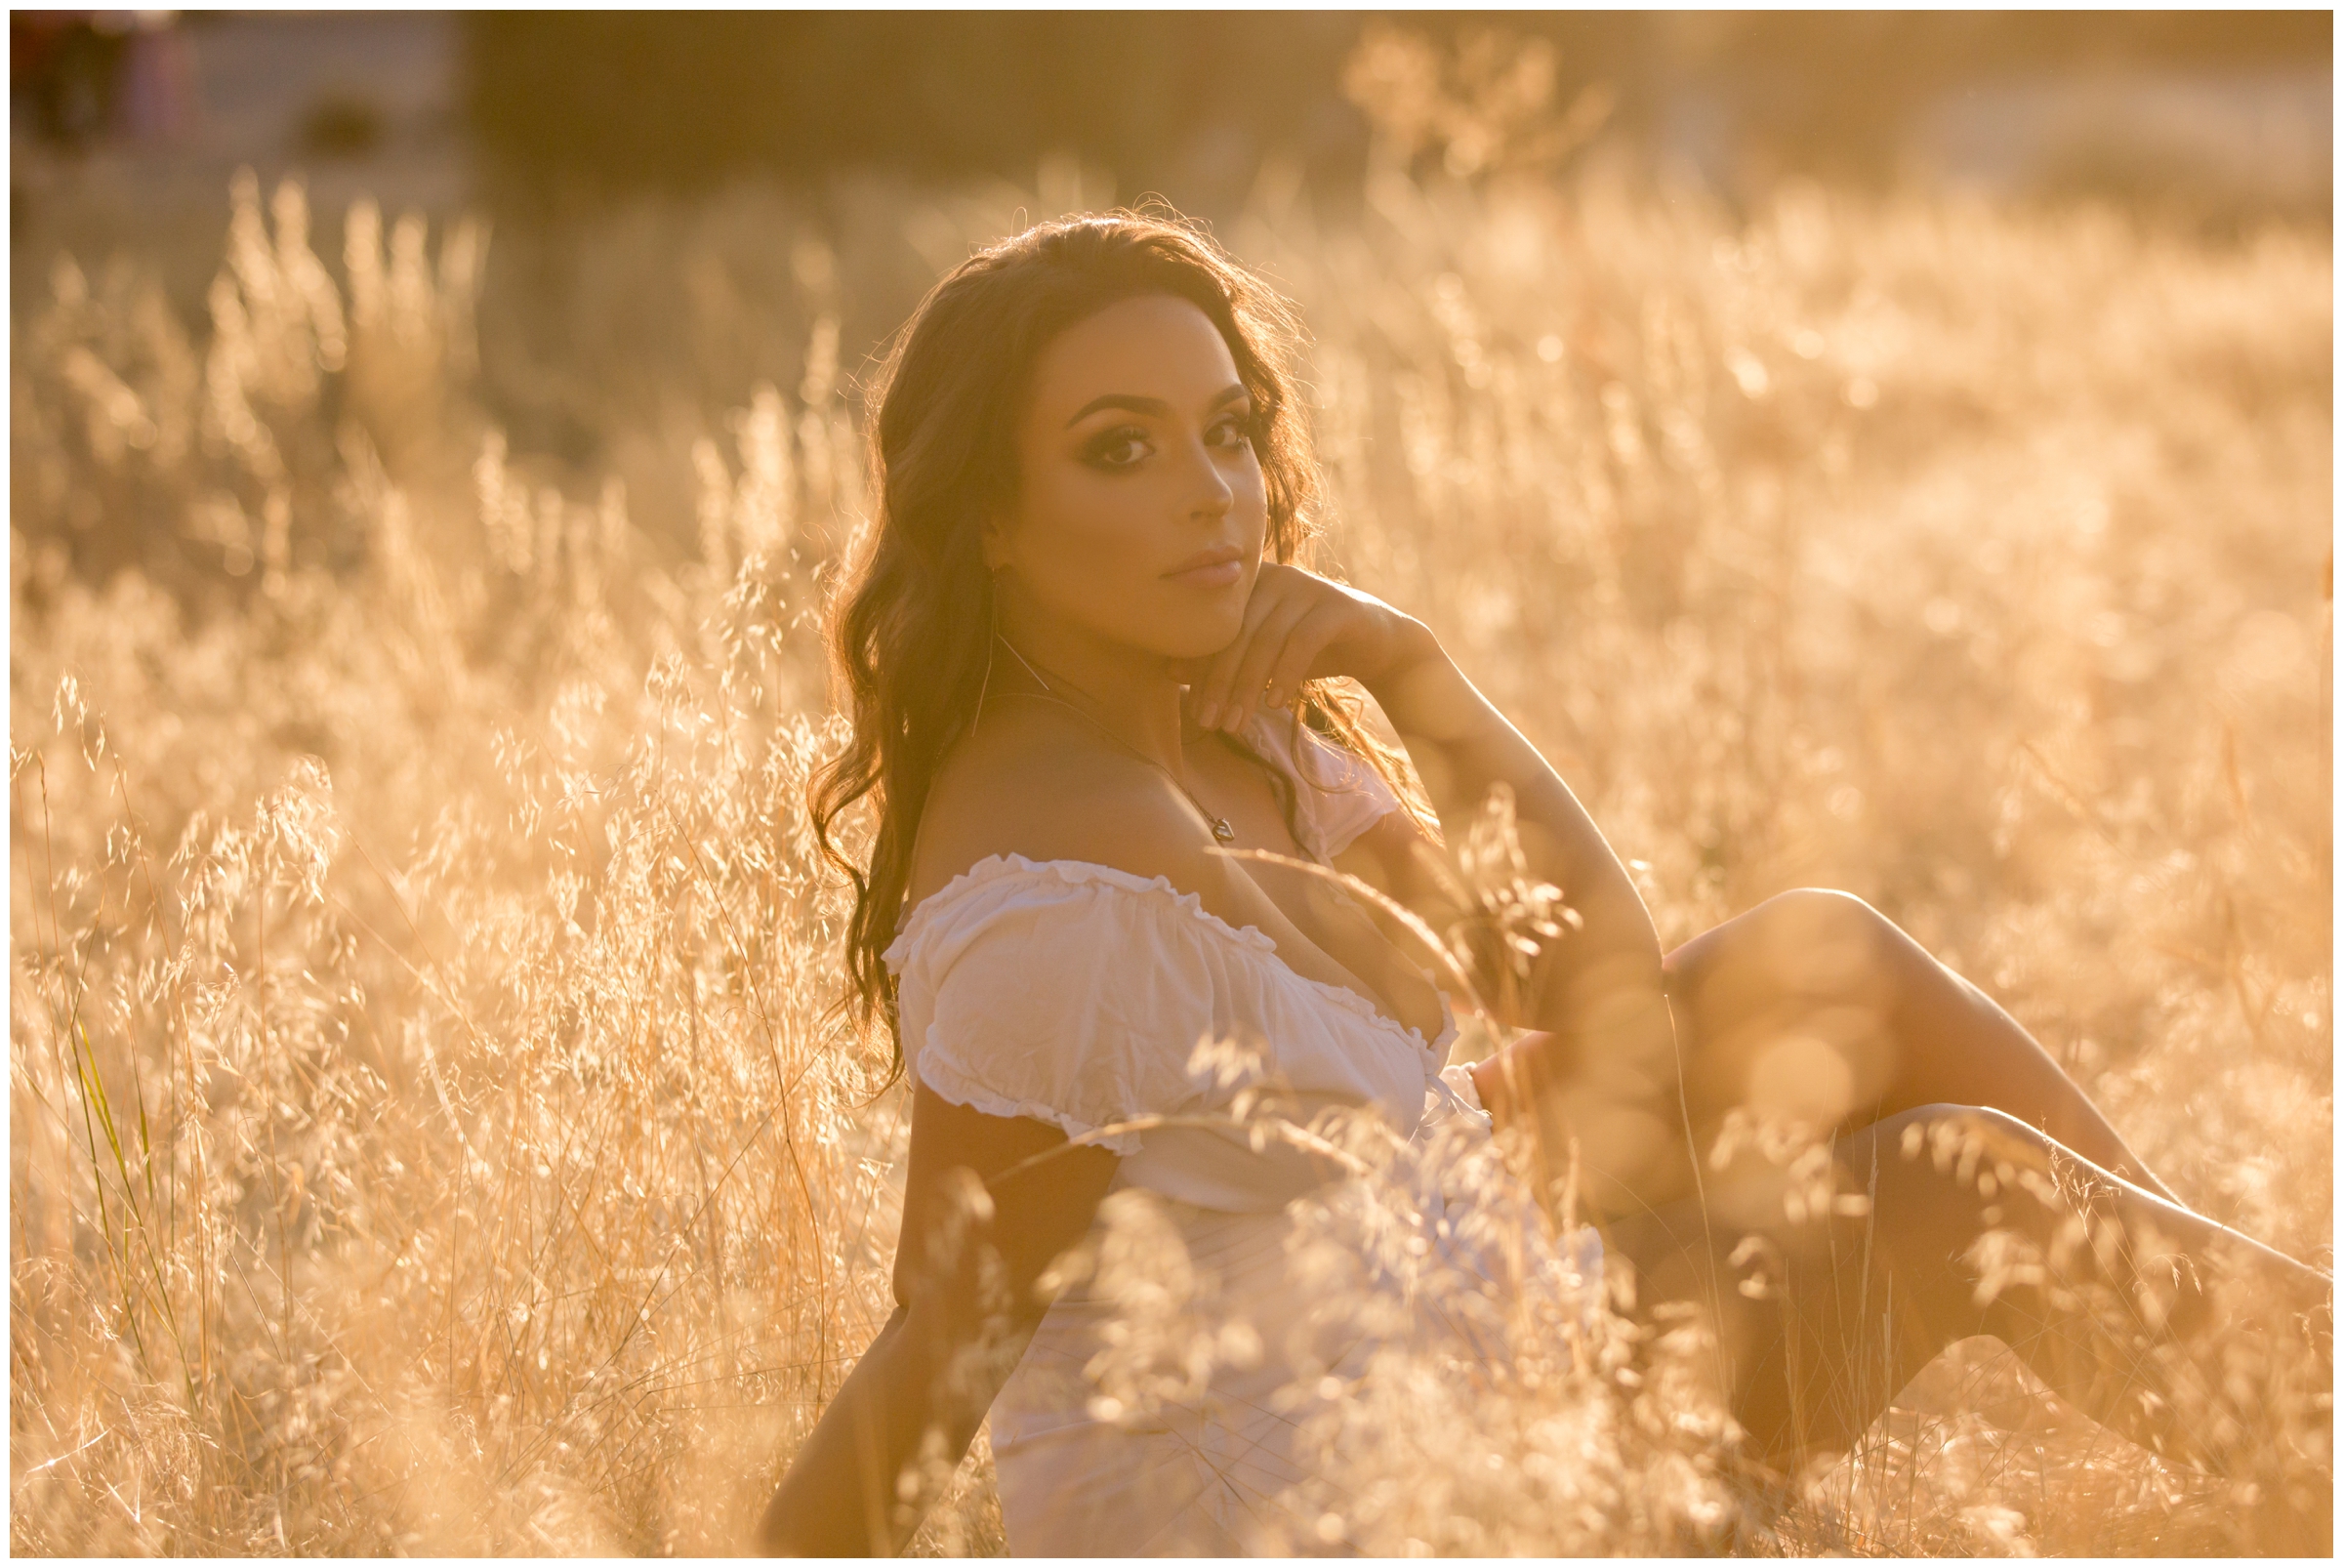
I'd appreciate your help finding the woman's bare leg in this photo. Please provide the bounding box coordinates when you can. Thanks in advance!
[1480,886,2185,1221]
[1605,1102,2332,1548]
[1659,887,2181,1202]
[1480,889,2329,1538]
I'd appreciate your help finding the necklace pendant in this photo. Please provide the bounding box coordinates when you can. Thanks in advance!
[1212,817,1237,844]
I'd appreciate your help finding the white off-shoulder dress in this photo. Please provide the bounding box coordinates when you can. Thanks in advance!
[883,711,1603,1555]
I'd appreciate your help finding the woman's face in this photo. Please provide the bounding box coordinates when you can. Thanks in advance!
[985,292,1268,664]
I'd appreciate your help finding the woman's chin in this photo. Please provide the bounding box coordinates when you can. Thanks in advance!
[1166,621,1249,662]
[1061,595,1250,667]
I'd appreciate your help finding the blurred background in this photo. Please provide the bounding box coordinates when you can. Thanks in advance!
[13,12,2333,212]
[12,11,2333,519]
[11,11,2334,1555]
[11,10,2332,562]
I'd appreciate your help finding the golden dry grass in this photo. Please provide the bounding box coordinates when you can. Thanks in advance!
[11,159,2330,1553]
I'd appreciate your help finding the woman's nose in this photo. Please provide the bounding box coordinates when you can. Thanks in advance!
[1182,433,1235,516]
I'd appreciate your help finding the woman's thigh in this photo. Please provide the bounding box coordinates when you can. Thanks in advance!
[1490,887,2170,1222]
[1660,888,2181,1199]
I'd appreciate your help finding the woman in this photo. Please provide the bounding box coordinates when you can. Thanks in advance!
[758,211,2329,1554]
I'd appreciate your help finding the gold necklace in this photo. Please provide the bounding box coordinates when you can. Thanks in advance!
[989,634,1240,845]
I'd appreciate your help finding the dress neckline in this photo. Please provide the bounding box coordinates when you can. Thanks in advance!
[892,851,1456,1060]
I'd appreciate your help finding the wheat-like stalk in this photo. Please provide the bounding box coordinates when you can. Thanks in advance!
[10,148,2328,1554]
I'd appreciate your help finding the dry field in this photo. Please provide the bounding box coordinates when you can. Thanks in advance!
[11,159,2331,1553]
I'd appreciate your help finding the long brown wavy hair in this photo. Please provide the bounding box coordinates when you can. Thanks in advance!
[808,208,1425,1074]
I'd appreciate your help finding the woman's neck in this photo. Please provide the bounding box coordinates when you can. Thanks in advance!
[991,604,1196,777]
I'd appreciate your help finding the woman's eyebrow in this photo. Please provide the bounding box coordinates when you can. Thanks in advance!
[1062,384,1249,429]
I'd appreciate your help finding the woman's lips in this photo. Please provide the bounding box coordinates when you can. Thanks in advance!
[1164,558,1245,588]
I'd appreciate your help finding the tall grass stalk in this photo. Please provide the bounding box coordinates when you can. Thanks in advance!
[11,164,2328,1552]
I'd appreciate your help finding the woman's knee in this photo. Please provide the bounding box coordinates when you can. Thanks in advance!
[1666,887,1900,1007]
[1758,887,1903,996]
[1662,889,1909,1123]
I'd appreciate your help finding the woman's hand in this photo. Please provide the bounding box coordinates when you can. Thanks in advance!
[1172,562,1437,734]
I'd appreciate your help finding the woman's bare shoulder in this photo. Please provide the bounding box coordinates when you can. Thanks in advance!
[907,708,1218,908]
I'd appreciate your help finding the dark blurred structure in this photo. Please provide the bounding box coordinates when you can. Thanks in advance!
[463,11,2332,214]
[463,13,1369,204]
[10,13,465,208]
[12,12,133,146]
[12,11,197,147]
[12,13,2329,227]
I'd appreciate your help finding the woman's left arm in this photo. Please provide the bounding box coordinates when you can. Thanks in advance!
[1177,565,1679,1181]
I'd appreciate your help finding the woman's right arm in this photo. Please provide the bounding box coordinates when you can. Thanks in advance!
[756,1086,1119,1555]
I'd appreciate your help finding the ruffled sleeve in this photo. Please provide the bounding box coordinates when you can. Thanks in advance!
[883,859,1282,1155]
[1243,711,1406,863]
[884,854,1449,1209]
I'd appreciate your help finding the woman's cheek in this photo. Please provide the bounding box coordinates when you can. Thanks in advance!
[1029,504,1154,622]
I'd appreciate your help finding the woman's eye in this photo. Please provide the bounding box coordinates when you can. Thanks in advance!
[1087,430,1150,468]
[1085,416,1256,470]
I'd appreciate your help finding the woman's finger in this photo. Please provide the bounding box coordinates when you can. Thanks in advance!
[1191,569,1291,724]
[1220,593,1314,732]
[1262,604,1342,711]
